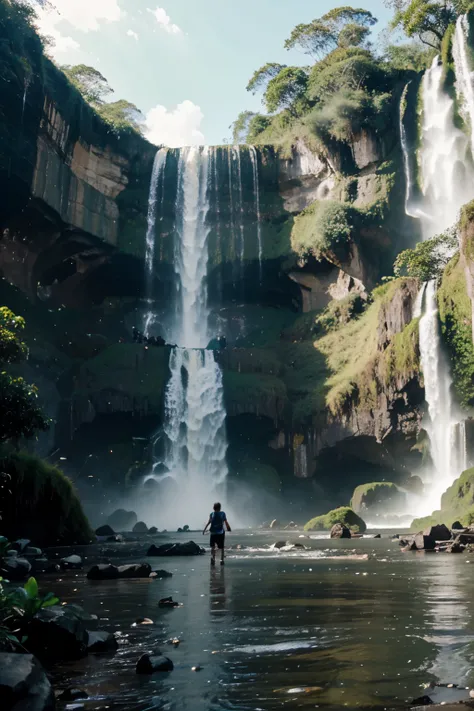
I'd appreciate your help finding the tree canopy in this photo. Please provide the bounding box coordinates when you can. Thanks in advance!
[389,0,461,47]
[393,228,458,280]
[264,66,309,114]
[246,63,287,94]
[61,64,112,105]
[0,308,49,444]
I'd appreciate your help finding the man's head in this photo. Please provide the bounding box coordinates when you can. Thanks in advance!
[213,502,221,512]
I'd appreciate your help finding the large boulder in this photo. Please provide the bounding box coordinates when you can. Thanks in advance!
[414,532,436,551]
[304,507,366,533]
[147,541,205,556]
[0,557,31,581]
[106,509,138,531]
[423,524,451,541]
[116,563,152,578]
[87,630,118,654]
[0,653,54,711]
[95,525,115,537]
[133,521,148,534]
[330,523,351,539]
[24,606,89,661]
[351,482,407,515]
[87,564,119,580]
[136,651,174,674]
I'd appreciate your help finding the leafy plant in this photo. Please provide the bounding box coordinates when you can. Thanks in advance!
[0,575,59,650]
[394,227,458,280]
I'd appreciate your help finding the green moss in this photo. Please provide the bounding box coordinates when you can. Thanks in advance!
[383,317,420,386]
[0,450,93,545]
[304,506,367,533]
[222,371,288,420]
[351,482,404,514]
[438,254,474,408]
[411,467,474,530]
[291,200,356,261]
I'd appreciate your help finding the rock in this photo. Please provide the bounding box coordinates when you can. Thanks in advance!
[330,523,351,539]
[423,524,451,542]
[106,509,137,531]
[133,618,154,626]
[391,534,400,540]
[11,539,31,553]
[1,556,32,580]
[183,525,190,532]
[6,549,17,557]
[87,630,118,654]
[147,541,205,556]
[23,546,43,557]
[59,689,88,701]
[60,554,83,570]
[452,521,464,530]
[414,532,436,551]
[159,597,179,608]
[136,652,173,674]
[148,527,158,534]
[411,695,433,705]
[133,521,148,533]
[269,519,280,529]
[446,538,464,554]
[106,534,124,542]
[373,534,381,538]
[0,652,54,711]
[95,525,115,537]
[116,563,152,578]
[150,569,173,579]
[191,665,202,671]
[24,606,89,661]
[271,541,288,549]
[87,564,119,580]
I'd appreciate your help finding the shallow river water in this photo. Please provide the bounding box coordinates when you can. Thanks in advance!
[47,531,474,711]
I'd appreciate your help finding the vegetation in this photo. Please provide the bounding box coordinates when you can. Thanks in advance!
[304,506,367,532]
[351,482,405,513]
[0,574,59,651]
[388,0,469,49]
[291,200,356,261]
[0,307,49,444]
[411,466,474,529]
[394,227,458,280]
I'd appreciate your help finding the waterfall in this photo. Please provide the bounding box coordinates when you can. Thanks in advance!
[232,147,245,280]
[413,281,427,319]
[144,146,229,527]
[453,14,474,151]
[144,148,168,335]
[418,281,467,512]
[249,146,263,282]
[418,56,474,239]
[400,83,418,219]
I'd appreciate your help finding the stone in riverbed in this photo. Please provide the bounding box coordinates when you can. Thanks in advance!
[414,532,436,550]
[24,606,89,661]
[87,630,118,654]
[116,563,152,578]
[1,556,32,580]
[87,564,119,580]
[95,525,115,537]
[106,509,137,531]
[133,521,148,533]
[452,521,464,530]
[23,546,43,557]
[60,554,83,569]
[0,652,54,711]
[423,524,451,541]
[147,541,205,556]
[11,538,31,553]
[271,541,288,549]
[411,694,434,705]
[136,651,173,674]
[330,523,351,539]
[446,537,464,554]
[149,569,173,579]
[159,597,179,608]
[148,526,158,534]
[59,688,88,701]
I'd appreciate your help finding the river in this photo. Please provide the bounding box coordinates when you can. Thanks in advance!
[47,531,474,710]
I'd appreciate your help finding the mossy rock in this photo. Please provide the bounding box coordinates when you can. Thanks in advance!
[410,467,474,530]
[0,450,93,545]
[304,506,366,533]
[351,482,406,515]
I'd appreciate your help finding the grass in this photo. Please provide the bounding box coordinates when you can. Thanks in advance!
[411,467,474,531]
[304,506,367,533]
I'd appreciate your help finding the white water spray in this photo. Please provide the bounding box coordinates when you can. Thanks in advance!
[249,146,263,282]
[144,148,168,335]
[453,14,474,152]
[233,146,245,277]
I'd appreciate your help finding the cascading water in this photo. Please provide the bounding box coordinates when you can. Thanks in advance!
[144,148,168,335]
[249,146,263,281]
[400,83,422,220]
[144,146,229,527]
[418,56,474,239]
[233,146,245,280]
[453,14,474,150]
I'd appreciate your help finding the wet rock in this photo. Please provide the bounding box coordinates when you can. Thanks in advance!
[401,539,417,551]
[148,526,158,534]
[6,549,17,557]
[1,556,32,580]
[136,651,173,674]
[330,523,351,539]
[24,546,43,557]
[87,564,119,580]
[149,569,173,579]
[159,597,179,608]
[147,541,205,556]
[11,538,31,553]
[272,541,288,549]
[59,688,88,701]
[414,533,436,550]
[191,665,202,671]
[95,525,115,537]
[60,554,83,570]
[373,534,381,539]
[106,534,124,542]
[423,524,451,542]
[133,618,154,626]
[116,563,152,578]
[446,538,464,554]
[24,606,89,661]
[133,521,148,534]
[269,519,280,529]
[0,652,54,711]
[452,521,465,530]
[106,509,137,531]
[391,534,400,540]
[411,695,434,705]
[31,557,51,574]
[87,630,118,654]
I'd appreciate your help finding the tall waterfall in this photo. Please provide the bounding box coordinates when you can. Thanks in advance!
[144,148,168,335]
[249,146,263,281]
[418,281,467,512]
[418,56,474,239]
[400,83,422,220]
[146,147,229,527]
[454,14,474,151]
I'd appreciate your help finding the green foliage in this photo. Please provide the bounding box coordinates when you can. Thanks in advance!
[231,110,257,143]
[384,42,435,70]
[392,0,457,47]
[351,481,404,513]
[322,6,378,30]
[315,293,366,334]
[284,21,338,58]
[0,307,49,443]
[61,64,112,105]
[264,66,309,115]
[291,200,356,260]
[308,52,390,104]
[246,63,287,94]
[394,227,458,280]
[247,114,272,142]
[97,100,144,135]
[338,23,371,47]
[0,575,59,651]
[304,506,367,532]
[411,467,474,529]
[0,451,93,545]
[438,253,474,407]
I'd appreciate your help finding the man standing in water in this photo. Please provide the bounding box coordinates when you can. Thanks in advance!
[203,502,231,565]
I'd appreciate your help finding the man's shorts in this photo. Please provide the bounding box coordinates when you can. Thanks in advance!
[210,533,225,549]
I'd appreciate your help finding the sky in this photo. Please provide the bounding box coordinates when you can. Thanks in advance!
[34,0,392,147]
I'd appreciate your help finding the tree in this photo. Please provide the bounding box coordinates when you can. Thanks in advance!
[322,6,377,30]
[61,64,113,106]
[284,21,338,58]
[231,111,257,143]
[0,307,49,444]
[97,100,144,134]
[264,66,309,115]
[390,0,457,48]
[246,63,287,94]
[393,227,458,280]
[384,42,434,70]
[247,114,272,142]
[338,23,371,48]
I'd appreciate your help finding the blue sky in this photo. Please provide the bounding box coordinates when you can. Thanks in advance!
[35,0,392,146]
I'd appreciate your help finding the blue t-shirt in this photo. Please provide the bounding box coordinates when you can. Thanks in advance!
[210,511,226,534]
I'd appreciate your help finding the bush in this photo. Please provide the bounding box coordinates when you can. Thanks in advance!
[0,451,93,545]
[291,200,356,260]
[304,506,366,532]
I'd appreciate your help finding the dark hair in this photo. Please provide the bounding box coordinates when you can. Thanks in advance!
[213,502,221,511]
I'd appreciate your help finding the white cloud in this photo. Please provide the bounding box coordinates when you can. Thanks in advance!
[147,6,182,34]
[127,29,139,41]
[35,0,124,57]
[144,100,205,147]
